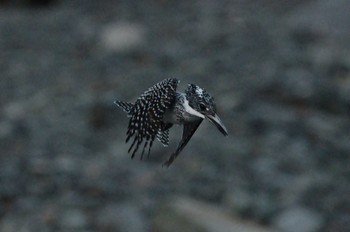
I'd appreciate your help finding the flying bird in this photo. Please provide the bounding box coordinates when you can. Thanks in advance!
[114,78,228,167]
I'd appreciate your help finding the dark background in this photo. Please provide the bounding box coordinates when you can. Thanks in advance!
[0,0,349,231]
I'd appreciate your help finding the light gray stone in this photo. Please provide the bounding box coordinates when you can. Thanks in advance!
[286,0,350,42]
[273,206,323,232]
[99,22,146,53]
[96,203,147,232]
[153,197,275,232]
[60,209,88,229]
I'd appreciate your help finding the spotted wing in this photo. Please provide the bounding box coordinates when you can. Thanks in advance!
[163,119,203,167]
[114,101,134,115]
[126,78,179,159]
[156,129,170,147]
[156,123,173,147]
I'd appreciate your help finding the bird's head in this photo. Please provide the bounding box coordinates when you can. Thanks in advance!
[185,84,228,136]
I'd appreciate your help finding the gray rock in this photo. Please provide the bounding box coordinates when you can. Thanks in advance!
[285,0,350,44]
[153,197,275,232]
[60,209,88,230]
[224,188,253,215]
[273,206,323,232]
[224,187,278,222]
[0,121,14,139]
[99,22,146,53]
[96,203,147,232]
[282,68,315,100]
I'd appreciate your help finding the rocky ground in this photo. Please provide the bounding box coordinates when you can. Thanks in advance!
[0,0,349,231]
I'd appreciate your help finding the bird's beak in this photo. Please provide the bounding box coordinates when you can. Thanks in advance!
[206,114,228,136]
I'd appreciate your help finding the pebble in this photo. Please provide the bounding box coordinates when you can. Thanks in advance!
[60,209,88,229]
[273,206,323,232]
[99,22,146,53]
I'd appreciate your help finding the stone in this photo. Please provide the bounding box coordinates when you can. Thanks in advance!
[153,197,275,232]
[99,22,146,53]
[285,0,350,43]
[273,206,323,232]
[60,209,88,229]
[96,203,147,232]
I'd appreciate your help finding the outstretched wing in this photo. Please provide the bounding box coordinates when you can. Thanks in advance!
[163,119,203,167]
[126,78,179,159]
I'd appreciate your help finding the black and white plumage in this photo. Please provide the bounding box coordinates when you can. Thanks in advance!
[114,78,228,167]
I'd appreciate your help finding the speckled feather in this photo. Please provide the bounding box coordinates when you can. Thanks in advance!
[114,101,133,115]
[122,78,178,159]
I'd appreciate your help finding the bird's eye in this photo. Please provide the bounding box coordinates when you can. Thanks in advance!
[199,103,207,111]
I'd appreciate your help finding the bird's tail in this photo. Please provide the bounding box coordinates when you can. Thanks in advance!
[114,100,134,115]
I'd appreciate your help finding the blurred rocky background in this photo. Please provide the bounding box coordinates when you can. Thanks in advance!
[0,0,349,231]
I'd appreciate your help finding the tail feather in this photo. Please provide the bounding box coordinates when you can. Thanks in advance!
[114,100,134,115]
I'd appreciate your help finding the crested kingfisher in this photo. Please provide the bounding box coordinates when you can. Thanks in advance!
[114,78,228,167]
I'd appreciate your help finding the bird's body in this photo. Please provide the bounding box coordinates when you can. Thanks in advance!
[114,78,228,167]
[162,92,202,124]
